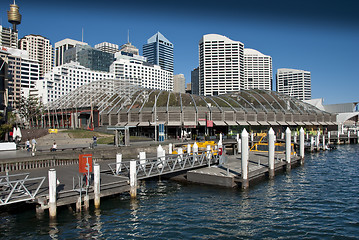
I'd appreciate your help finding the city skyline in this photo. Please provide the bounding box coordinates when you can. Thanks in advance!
[0,0,358,104]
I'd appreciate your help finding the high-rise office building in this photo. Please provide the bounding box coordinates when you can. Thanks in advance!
[143,32,174,72]
[37,62,113,104]
[19,34,53,77]
[173,74,185,93]
[95,42,119,54]
[110,52,173,91]
[0,25,18,49]
[54,38,87,66]
[191,67,199,95]
[0,47,39,108]
[64,44,114,72]
[199,34,244,96]
[244,48,272,90]
[276,68,311,100]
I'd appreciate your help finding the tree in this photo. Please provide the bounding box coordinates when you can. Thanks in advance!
[16,96,43,128]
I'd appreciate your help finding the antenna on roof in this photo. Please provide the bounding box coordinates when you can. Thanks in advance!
[127,29,130,43]
[82,27,84,43]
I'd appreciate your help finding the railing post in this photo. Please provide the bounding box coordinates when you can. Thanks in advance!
[129,160,137,198]
[285,127,291,171]
[116,153,122,174]
[192,142,198,162]
[94,163,100,208]
[48,169,57,218]
[241,128,249,189]
[268,128,275,179]
[300,127,305,164]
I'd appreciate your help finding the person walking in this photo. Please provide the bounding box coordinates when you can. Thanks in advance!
[31,138,37,152]
[26,139,31,152]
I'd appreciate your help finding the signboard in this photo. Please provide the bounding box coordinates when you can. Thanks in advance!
[159,123,165,142]
[79,154,93,173]
[207,120,213,127]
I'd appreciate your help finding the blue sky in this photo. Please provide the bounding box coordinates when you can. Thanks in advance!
[1,0,358,104]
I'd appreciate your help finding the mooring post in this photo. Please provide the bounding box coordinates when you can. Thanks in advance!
[192,142,198,162]
[348,130,350,144]
[294,131,297,144]
[157,145,165,168]
[129,160,137,198]
[310,136,314,152]
[357,131,359,144]
[94,163,100,209]
[328,131,331,144]
[316,130,320,150]
[337,131,340,144]
[241,128,249,189]
[84,194,90,211]
[168,143,173,154]
[48,169,57,218]
[300,127,305,164]
[237,137,241,154]
[250,132,254,147]
[322,133,326,150]
[268,128,275,179]
[139,151,146,169]
[116,153,122,174]
[306,132,309,141]
[285,127,291,171]
[177,147,183,162]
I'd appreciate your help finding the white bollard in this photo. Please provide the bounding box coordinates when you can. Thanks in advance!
[206,144,211,162]
[300,127,305,162]
[310,136,315,152]
[348,130,350,144]
[250,132,254,146]
[116,153,122,174]
[169,143,173,154]
[328,131,331,143]
[241,128,249,189]
[48,169,57,218]
[94,163,100,208]
[187,144,191,155]
[306,132,309,140]
[281,132,285,140]
[316,131,320,149]
[139,151,146,169]
[322,134,326,150]
[192,142,198,162]
[285,127,291,170]
[237,138,242,154]
[157,145,165,168]
[337,131,340,144]
[130,160,137,198]
[268,128,275,179]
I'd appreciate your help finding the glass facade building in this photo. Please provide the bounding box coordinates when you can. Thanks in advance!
[143,32,174,72]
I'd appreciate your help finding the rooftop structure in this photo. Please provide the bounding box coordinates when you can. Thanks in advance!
[94,42,119,54]
[7,1,21,32]
[120,42,139,55]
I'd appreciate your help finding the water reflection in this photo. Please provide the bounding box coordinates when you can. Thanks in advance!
[48,218,59,239]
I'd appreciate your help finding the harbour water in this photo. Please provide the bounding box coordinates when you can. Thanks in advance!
[1,145,359,239]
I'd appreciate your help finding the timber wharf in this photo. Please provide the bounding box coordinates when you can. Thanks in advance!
[0,128,358,218]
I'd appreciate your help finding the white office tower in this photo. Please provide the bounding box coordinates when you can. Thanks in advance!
[110,52,173,91]
[19,34,53,77]
[0,25,18,49]
[173,74,185,93]
[244,48,272,90]
[37,62,113,104]
[199,34,244,96]
[54,38,87,66]
[95,42,119,54]
[276,68,311,100]
[0,47,39,108]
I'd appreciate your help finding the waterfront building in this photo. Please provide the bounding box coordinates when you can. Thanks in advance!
[110,52,173,91]
[0,58,9,116]
[54,38,87,67]
[94,42,119,54]
[186,83,192,94]
[199,34,244,96]
[173,74,185,93]
[0,46,39,108]
[19,34,53,77]
[64,44,114,72]
[37,61,113,104]
[244,48,272,90]
[191,67,199,95]
[276,68,311,101]
[143,32,174,72]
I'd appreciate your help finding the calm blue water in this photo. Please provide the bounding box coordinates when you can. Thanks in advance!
[1,145,359,239]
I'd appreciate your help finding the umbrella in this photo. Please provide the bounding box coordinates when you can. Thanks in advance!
[12,127,17,139]
[16,127,22,140]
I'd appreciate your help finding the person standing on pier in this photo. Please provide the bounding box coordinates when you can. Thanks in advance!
[51,142,57,152]
[93,135,97,147]
[31,138,37,152]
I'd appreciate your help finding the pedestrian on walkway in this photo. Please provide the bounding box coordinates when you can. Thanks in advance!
[26,139,31,152]
[51,142,57,152]
[31,138,37,152]
[93,135,97,147]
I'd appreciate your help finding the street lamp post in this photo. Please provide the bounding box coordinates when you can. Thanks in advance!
[154,95,157,142]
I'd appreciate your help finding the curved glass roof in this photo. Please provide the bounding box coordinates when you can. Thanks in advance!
[47,79,328,115]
